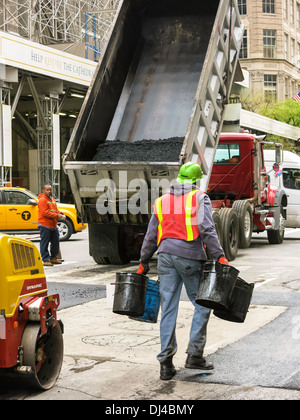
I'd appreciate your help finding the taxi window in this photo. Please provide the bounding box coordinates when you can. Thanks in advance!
[214,143,240,164]
[4,191,31,205]
[283,168,300,190]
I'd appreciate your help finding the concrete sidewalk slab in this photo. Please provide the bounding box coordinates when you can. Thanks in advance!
[25,298,287,400]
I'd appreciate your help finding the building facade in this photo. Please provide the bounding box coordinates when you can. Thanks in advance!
[239,0,300,101]
[0,1,120,195]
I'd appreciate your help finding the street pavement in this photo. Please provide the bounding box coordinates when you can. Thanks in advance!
[1,230,300,401]
[2,274,300,401]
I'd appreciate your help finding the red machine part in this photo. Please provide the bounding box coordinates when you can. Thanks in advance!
[0,291,60,369]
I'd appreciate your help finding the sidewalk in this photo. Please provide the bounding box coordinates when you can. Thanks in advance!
[25,291,291,400]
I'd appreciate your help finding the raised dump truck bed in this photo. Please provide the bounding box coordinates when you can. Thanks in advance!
[63,0,244,264]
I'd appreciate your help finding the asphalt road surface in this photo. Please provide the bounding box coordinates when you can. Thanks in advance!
[1,228,300,400]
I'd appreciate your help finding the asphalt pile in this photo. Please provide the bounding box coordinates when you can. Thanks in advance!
[92,138,184,162]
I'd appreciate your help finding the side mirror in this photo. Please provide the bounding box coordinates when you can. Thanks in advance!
[28,199,37,206]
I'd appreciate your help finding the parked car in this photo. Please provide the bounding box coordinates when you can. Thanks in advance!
[264,149,300,229]
[0,187,87,241]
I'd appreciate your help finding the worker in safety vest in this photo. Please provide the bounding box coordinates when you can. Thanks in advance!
[138,162,228,380]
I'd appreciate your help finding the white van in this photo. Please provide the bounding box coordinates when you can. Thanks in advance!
[264,149,300,228]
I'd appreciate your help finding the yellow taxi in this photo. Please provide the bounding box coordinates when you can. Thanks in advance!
[0,187,87,241]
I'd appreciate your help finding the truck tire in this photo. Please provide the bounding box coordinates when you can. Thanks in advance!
[205,209,222,260]
[219,207,239,261]
[88,224,131,265]
[212,209,223,247]
[232,200,253,249]
[206,209,222,259]
[267,205,285,244]
[93,256,110,264]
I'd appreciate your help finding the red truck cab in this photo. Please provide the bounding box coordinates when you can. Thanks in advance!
[208,132,256,202]
[206,132,287,261]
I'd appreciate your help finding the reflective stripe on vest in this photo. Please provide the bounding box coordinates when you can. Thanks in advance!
[156,196,164,245]
[185,190,198,241]
[154,190,200,245]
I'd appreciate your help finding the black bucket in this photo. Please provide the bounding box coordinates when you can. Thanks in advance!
[196,261,239,311]
[113,272,148,316]
[213,277,254,323]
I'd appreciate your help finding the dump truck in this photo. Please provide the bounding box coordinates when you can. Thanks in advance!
[63,0,245,264]
[0,234,63,390]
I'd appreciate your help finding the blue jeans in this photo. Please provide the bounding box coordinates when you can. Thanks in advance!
[157,253,211,363]
[39,225,60,262]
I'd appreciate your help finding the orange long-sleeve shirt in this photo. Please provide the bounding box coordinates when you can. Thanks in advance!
[38,193,59,229]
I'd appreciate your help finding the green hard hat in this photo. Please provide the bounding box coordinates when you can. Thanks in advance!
[176,162,203,184]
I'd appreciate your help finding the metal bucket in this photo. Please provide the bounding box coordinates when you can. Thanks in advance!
[130,279,160,323]
[196,261,239,311]
[213,277,254,323]
[113,272,148,316]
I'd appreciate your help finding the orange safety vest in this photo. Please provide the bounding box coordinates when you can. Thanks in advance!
[153,190,202,245]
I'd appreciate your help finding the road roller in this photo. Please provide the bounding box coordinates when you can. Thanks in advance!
[0,234,63,390]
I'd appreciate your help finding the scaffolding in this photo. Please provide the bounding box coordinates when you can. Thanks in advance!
[0,1,120,192]
[0,0,120,50]
[0,82,12,187]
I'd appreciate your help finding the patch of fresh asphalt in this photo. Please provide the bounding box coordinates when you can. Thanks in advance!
[176,289,300,390]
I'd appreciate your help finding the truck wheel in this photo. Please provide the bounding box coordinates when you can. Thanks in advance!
[267,206,285,244]
[206,210,222,259]
[232,200,253,249]
[88,224,131,265]
[93,256,110,264]
[219,208,239,261]
[212,209,223,247]
[57,218,73,241]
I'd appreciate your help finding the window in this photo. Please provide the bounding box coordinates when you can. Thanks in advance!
[290,0,294,24]
[264,75,277,101]
[283,168,300,190]
[263,0,275,13]
[3,191,30,205]
[214,144,241,164]
[284,0,288,19]
[284,33,289,60]
[263,29,276,58]
[291,38,295,63]
[240,29,248,59]
[238,0,247,15]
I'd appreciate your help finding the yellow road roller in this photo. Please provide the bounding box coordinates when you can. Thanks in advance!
[0,234,63,390]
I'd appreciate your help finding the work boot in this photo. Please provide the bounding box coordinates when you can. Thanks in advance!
[50,258,62,265]
[43,261,53,267]
[185,355,214,370]
[160,358,176,380]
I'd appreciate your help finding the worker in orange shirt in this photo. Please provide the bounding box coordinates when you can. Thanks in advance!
[38,184,65,266]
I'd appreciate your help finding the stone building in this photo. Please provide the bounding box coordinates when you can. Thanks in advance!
[239,0,300,101]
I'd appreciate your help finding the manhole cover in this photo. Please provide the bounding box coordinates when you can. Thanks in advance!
[82,334,160,347]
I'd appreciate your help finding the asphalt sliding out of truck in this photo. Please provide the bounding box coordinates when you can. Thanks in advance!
[63,0,287,263]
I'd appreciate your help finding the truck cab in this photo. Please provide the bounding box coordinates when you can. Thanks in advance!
[206,132,288,260]
[208,133,256,202]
